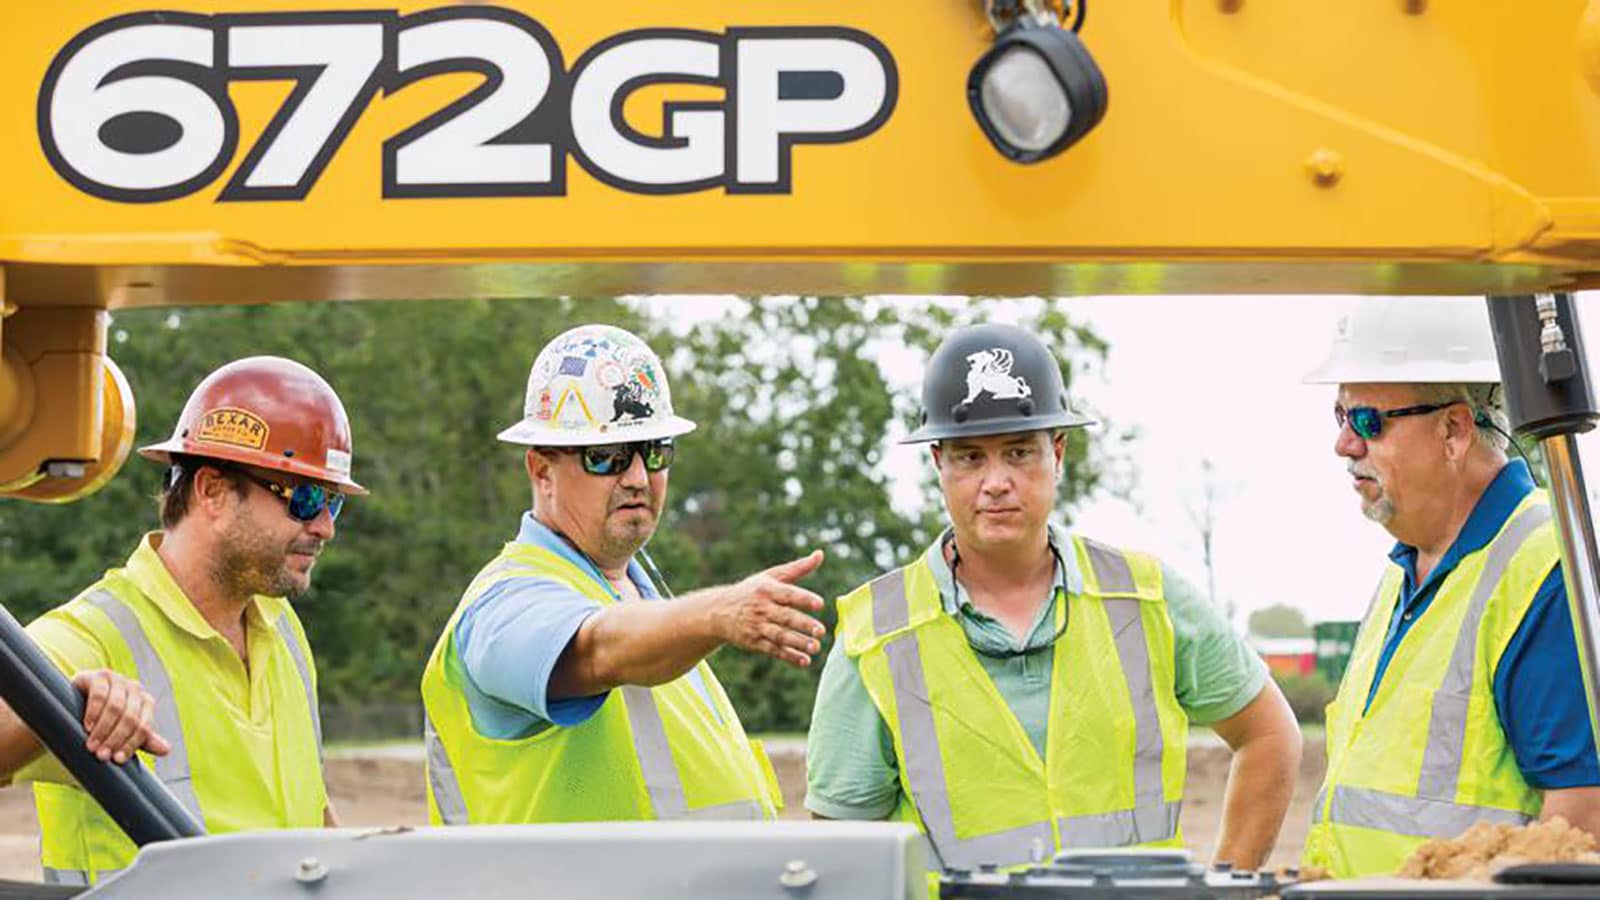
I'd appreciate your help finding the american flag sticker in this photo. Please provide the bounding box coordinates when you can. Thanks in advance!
[558,356,588,377]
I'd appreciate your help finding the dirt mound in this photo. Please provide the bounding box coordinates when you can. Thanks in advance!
[1400,817,1600,882]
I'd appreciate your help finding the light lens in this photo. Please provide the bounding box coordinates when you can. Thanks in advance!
[978,47,1072,153]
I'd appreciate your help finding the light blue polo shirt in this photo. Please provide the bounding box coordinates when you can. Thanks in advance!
[453,513,718,740]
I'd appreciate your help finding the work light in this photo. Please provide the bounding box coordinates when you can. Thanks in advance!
[967,11,1107,164]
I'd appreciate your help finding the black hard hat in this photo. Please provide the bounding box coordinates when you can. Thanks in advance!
[902,323,1095,444]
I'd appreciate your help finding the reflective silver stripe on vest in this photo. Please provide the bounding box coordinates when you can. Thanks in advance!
[1329,784,1531,838]
[424,713,470,825]
[42,865,122,885]
[881,626,1053,868]
[272,614,322,759]
[1415,503,1552,803]
[1057,801,1182,848]
[83,590,203,824]
[1082,538,1137,595]
[870,568,911,637]
[1104,598,1171,835]
[678,799,766,820]
[1310,784,1329,824]
[617,685,765,821]
[621,684,688,819]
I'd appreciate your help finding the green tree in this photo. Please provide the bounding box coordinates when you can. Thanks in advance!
[1248,603,1312,638]
[0,296,1118,734]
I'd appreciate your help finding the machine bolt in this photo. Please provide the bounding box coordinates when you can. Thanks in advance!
[779,860,817,890]
[295,857,328,884]
[1401,0,1427,13]
[1305,148,1345,187]
[1217,0,1243,12]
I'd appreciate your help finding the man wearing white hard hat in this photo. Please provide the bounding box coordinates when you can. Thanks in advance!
[1302,298,1600,878]
[420,324,824,824]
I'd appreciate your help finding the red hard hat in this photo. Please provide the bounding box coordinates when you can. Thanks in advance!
[139,356,367,494]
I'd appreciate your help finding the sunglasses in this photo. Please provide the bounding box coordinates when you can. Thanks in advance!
[229,467,346,523]
[1334,401,1460,441]
[562,440,675,476]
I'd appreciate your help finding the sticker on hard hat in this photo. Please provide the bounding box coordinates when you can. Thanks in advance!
[325,448,353,476]
[38,10,898,204]
[963,349,1032,403]
[197,408,269,450]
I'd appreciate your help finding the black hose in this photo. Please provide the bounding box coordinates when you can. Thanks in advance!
[0,604,203,844]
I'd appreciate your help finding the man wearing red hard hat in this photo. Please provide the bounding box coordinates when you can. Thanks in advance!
[0,356,365,887]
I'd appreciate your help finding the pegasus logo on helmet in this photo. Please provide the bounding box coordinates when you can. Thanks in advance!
[963,348,1032,404]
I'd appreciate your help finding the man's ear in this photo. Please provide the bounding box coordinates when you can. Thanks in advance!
[1442,405,1477,460]
[526,448,557,487]
[929,443,943,470]
[191,465,238,518]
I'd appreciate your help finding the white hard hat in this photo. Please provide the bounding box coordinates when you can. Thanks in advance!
[1303,298,1502,384]
[498,324,697,446]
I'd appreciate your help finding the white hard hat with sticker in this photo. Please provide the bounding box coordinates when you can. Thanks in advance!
[1304,297,1503,385]
[498,324,697,446]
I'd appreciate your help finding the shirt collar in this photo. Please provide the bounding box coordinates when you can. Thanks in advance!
[123,533,270,640]
[516,512,658,599]
[1387,459,1536,590]
[923,522,1082,616]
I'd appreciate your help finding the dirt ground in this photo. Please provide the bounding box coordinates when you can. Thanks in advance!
[0,737,1326,882]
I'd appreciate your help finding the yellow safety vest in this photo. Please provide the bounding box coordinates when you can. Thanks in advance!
[420,541,782,824]
[838,535,1188,871]
[31,537,325,887]
[1304,492,1559,878]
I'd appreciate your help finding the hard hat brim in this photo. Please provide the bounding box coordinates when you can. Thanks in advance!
[137,440,369,495]
[496,415,698,447]
[1302,360,1503,385]
[900,411,1096,444]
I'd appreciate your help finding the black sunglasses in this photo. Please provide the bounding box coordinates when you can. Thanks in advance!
[561,440,675,476]
[219,466,345,523]
[1334,401,1461,441]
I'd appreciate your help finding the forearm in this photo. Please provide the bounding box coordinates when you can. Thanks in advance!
[1542,786,1600,837]
[553,588,726,695]
[1210,685,1302,869]
[0,697,44,784]
[1212,725,1300,868]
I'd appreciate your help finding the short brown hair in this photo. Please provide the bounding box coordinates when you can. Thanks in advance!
[158,456,248,529]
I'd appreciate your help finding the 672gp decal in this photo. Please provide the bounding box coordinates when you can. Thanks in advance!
[37,8,898,203]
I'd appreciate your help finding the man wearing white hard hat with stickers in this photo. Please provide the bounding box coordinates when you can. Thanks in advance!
[1302,298,1600,878]
[421,324,824,824]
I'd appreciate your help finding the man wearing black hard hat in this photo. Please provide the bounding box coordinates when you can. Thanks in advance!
[806,323,1302,872]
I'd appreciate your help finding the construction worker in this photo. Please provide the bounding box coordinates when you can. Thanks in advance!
[807,323,1302,872]
[0,356,362,886]
[1302,298,1600,878]
[421,323,821,824]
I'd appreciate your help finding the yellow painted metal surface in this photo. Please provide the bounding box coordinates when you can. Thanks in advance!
[4,0,1600,302]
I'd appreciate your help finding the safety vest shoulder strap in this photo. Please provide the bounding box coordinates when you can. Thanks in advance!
[1074,536,1163,602]
[839,558,943,657]
[464,541,614,607]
